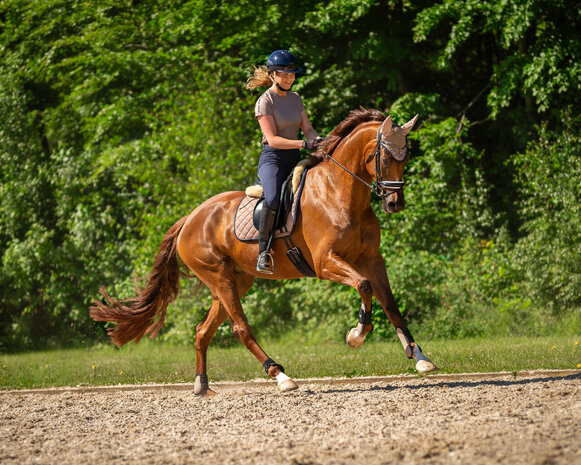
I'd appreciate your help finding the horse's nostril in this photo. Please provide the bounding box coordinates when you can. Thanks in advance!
[387,201,397,210]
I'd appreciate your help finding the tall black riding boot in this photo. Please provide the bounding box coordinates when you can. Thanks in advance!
[256,206,276,274]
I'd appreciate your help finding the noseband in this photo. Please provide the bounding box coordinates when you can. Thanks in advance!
[324,124,408,199]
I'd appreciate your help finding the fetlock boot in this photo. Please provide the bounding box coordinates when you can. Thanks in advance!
[256,206,276,274]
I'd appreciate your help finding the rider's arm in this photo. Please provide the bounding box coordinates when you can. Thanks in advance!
[257,115,303,150]
[300,110,319,141]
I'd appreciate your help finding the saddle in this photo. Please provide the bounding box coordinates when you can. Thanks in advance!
[234,159,316,277]
[234,159,312,242]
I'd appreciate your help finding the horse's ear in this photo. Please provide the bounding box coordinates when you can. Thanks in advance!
[401,114,419,135]
[380,115,393,136]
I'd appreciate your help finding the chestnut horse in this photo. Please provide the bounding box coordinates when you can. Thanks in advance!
[90,108,438,395]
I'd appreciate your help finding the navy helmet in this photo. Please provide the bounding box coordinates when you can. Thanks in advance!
[266,50,303,73]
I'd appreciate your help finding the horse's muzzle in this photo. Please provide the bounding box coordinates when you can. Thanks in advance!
[383,192,405,213]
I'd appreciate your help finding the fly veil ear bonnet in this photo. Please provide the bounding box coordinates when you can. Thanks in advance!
[375,114,418,162]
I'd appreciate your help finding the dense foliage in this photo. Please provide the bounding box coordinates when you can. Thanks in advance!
[1,0,579,350]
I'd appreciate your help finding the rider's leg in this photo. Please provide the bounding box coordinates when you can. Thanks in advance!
[257,205,276,274]
[257,161,282,275]
[256,147,300,274]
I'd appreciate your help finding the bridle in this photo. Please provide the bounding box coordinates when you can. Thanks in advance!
[324,124,408,199]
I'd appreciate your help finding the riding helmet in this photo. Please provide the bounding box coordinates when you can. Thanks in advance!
[266,50,303,73]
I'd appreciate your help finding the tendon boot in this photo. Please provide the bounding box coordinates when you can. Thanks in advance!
[256,206,276,274]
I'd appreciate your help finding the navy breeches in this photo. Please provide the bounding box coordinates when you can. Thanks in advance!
[258,144,301,210]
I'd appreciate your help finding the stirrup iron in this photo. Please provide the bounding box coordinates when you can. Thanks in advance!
[256,251,274,274]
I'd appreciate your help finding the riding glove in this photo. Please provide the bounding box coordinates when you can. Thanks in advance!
[302,136,327,151]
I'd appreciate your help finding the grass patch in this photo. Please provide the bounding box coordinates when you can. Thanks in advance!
[1,336,579,390]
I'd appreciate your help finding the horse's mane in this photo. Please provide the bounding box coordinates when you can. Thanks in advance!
[310,107,386,164]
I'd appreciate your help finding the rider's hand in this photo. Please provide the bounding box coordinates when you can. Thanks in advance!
[302,136,327,151]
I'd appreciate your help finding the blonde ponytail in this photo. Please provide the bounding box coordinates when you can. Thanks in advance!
[246,66,273,90]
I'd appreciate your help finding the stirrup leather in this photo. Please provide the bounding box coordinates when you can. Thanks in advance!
[256,251,274,274]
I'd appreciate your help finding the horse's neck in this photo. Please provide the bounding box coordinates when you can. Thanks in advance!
[309,126,376,214]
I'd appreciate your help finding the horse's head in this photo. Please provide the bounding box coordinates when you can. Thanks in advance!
[374,114,418,213]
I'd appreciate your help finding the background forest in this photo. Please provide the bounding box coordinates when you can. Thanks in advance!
[1,0,579,351]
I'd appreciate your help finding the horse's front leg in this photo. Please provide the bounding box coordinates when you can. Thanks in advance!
[367,256,438,373]
[346,301,373,348]
[317,253,374,348]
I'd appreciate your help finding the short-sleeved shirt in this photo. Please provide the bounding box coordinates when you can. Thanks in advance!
[255,88,305,144]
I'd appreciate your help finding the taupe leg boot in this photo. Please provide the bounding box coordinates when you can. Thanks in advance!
[256,206,276,274]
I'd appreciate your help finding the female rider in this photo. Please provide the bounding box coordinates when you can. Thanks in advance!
[246,50,323,274]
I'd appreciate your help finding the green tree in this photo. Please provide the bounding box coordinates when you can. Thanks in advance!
[1,0,579,349]
[510,112,581,318]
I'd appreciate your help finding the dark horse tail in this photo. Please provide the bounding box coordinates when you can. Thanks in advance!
[90,216,189,347]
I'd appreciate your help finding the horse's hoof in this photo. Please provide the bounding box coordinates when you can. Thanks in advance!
[278,378,299,392]
[346,328,365,348]
[195,387,217,397]
[276,372,299,392]
[194,374,216,396]
[416,359,439,374]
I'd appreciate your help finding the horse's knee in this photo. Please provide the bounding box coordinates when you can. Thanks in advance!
[356,279,373,298]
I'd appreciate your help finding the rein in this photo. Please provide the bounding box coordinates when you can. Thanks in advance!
[323,125,407,199]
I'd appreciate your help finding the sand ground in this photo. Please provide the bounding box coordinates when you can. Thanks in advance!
[1,371,580,465]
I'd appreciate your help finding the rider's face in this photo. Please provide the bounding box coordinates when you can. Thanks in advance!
[274,71,295,90]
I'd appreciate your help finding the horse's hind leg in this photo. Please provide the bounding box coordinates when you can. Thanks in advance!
[194,297,228,396]
[193,271,254,396]
[213,272,298,392]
